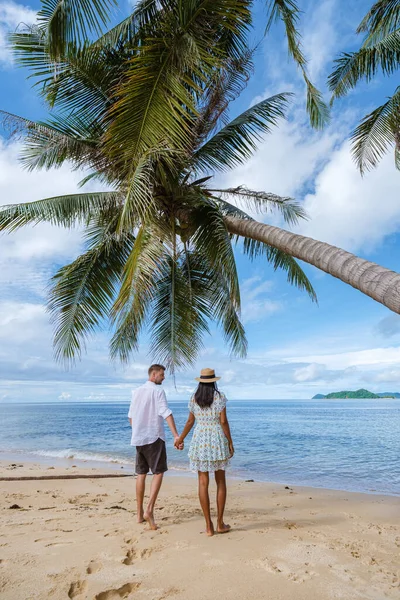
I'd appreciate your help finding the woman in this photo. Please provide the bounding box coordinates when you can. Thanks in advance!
[175,368,234,536]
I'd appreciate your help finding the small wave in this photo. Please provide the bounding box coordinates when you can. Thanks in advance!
[29,449,135,465]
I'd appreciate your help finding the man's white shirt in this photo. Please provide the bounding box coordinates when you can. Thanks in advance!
[128,381,172,446]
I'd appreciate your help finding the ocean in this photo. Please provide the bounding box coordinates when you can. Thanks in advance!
[1,399,399,496]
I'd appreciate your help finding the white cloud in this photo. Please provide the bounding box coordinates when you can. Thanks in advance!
[216,117,342,204]
[279,343,400,371]
[302,0,338,82]
[0,1,37,66]
[0,139,89,299]
[298,142,400,253]
[58,391,71,400]
[240,276,281,323]
[0,301,49,342]
[294,362,327,382]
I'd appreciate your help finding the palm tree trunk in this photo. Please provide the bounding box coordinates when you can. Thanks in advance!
[224,216,400,314]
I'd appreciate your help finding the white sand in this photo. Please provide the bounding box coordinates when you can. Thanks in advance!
[0,461,399,599]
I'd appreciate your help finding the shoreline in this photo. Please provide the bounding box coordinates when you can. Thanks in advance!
[1,450,399,499]
[1,460,400,600]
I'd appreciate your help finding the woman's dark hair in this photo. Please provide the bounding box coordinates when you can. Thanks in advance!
[194,382,220,408]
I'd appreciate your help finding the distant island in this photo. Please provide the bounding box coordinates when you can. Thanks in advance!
[312,388,399,399]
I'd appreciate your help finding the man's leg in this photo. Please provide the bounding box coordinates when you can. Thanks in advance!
[198,471,214,536]
[144,473,164,530]
[136,474,146,523]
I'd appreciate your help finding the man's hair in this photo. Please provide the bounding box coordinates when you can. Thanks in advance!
[148,364,166,376]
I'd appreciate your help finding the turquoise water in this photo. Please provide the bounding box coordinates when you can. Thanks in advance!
[0,400,399,495]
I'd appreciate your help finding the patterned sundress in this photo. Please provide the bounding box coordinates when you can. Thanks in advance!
[188,391,231,473]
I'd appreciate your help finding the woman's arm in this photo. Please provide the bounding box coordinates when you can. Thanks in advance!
[174,412,195,447]
[219,408,234,457]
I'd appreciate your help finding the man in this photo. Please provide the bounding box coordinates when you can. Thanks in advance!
[128,364,182,530]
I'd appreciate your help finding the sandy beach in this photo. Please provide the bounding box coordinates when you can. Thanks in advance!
[0,460,399,600]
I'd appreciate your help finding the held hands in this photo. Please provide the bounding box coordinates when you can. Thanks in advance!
[174,436,184,451]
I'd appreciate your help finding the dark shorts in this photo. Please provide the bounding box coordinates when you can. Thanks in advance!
[135,438,168,475]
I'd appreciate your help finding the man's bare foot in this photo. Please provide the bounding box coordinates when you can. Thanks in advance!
[217,523,231,534]
[143,511,158,530]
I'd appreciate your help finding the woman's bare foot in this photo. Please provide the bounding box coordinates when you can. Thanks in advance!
[204,522,214,537]
[143,511,158,530]
[217,523,231,534]
[137,514,145,524]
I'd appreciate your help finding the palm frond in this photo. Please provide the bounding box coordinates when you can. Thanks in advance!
[265,0,329,129]
[188,200,240,308]
[110,225,168,363]
[48,224,134,364]
[304,75,331,130]
[106,0,253,171]
[1,111,102,172]
[11,32,120,121]
[118,154,155,232]
[329,30,400,100]
[358,0,400,38]
[351,86,400,173]
[195,48,256,142]
[266,0,306,67]
[210,187,308,226]
[93,0,162,48]
[0,192,121,232]
[194,93,292,172]
[150,254,209,372]
[243,238,317,301]
[38,0,116,58]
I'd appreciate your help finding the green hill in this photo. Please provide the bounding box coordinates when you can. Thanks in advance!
[312,389,396,399]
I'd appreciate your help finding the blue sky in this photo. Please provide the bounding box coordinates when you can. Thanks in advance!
[1,0,400,402]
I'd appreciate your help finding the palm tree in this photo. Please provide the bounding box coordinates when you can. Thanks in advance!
[1,0,400,373]
[329,0,400,173]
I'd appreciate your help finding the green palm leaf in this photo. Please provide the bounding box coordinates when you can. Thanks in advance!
[38,0,116,58]
[106,0,252,172]
[351,86,400,173]
[265,0,329,129]
[357,0,400,38]
[110,225,168,363]
[209,187,308,226]
[1,111,102,172]
[11,33,119,121]
[0,192,122,232]
[150,254,209,371]
[243,238,317,301]
[189,201,240,308]
[93,0,162,48]
[48,222,134,363]
[329,30,400,100]
[194,93,292,172]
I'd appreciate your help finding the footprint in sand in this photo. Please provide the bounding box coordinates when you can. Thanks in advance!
[95,582,141,600]
[252,557,316,584]
[87,560,102,574]
[123,547,153,564]
[68,580,88,598]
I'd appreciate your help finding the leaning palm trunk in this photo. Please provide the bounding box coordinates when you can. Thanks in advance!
[225,216,400,313]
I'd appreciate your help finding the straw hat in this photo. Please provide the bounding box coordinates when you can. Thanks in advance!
[195,368,221,383]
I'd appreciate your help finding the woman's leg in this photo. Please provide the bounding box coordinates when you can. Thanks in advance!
[197,471,214,536]
[214,470,230,533]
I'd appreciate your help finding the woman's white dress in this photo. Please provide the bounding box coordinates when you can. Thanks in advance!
[188,392,230,473]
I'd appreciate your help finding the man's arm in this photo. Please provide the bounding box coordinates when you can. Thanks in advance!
[165,414,179,438]
[157,390,180,443]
